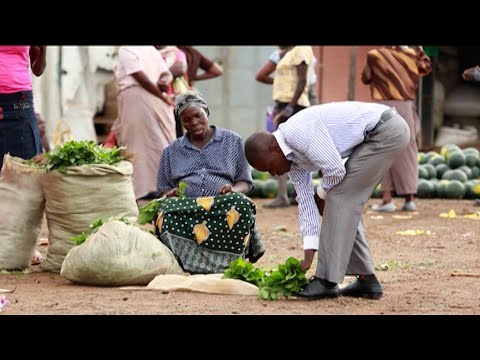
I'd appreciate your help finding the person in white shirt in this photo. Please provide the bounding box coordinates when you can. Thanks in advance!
[245,101,410,299]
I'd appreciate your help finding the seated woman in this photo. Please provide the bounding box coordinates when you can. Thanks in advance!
[156,90,264,274]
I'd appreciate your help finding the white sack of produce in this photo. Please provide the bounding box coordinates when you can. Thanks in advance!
[0,155,45,270]
[60,220,184,286]
[41,161,138,272]
[142,273,259,296]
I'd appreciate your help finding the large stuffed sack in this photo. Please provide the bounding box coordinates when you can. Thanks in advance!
[41,161,138,272]
[61,220,184,286]
[0,155,45,270]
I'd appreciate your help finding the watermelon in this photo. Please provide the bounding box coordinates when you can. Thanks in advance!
[435,179,450,198]
[445,180,466,199]
[447,151,466,169]
[251,179,265,198]
[417,152,427,164]
[464,153,479,168]
[423,163,437,179]
[470,181,480,199]
[416,179,435,198]
[286,180,295,198]
[458,165,473,179]
[428,154,446,166]
[442,169,468,183]
[251,168,270,180]
[435,163,450,179]
[441,144,461,158]
[261,179,278,198]
[418,166,429,179]
[471,166,480,179]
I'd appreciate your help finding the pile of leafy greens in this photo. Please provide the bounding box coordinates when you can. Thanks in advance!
[223,257,308,300]
[43,140,127,173]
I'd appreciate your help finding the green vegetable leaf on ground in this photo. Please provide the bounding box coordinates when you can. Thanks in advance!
[223,257,308,300]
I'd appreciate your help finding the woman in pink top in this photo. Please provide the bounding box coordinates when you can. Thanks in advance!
[0,46,46,170]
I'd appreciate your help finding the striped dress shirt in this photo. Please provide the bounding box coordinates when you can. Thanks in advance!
[274,101,390,250]
[157,126,253,198]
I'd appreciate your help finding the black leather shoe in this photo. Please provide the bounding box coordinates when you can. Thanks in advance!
[340,274,383,299]
[295,277,339,300]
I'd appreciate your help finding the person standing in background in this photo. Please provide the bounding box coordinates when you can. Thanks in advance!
[362,45,431,212]
[111,46,176,200]
[177,46,223,88]
[157,46,189,138]
[263,45,314,208]
[0,46,47,170]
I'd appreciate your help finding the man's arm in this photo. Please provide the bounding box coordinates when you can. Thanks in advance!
[289,164,321,267]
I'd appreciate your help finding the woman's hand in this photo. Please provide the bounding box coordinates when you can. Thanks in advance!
[159,91,175,106]
[164,188,179,197]
[219,184,233,194]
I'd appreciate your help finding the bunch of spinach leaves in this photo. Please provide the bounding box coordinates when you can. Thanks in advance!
[44,140,126,173]
[223,257,308,300]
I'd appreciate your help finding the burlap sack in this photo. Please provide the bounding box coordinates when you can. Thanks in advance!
[60,220,184,286]
[0,155,45,270]
[41,161,138,272]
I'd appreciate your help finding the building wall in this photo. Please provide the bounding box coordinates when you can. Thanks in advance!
[195,46,277,139]
[314,46,377,103]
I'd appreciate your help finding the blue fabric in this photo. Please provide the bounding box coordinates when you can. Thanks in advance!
[0,91,42,170]
[157,126,253,198]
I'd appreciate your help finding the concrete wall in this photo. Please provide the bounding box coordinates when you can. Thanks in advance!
[315,46,377,103]
[194,46,277,139]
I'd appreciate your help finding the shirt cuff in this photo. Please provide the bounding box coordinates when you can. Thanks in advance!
[303,235,319,250]
[474,71,480,82]
[316,186,327,200]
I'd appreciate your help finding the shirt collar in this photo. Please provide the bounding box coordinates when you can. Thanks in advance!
[273,129,293,158]
[180,125,222,149]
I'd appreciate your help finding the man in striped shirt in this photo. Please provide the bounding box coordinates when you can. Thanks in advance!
[362,45,432,212]
[245,102,410,299]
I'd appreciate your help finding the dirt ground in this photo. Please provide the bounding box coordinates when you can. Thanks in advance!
[1,198,480,315]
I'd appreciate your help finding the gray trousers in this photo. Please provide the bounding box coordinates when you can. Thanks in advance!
[315,110,410,284]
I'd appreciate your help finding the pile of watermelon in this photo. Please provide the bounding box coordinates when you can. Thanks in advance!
[373,144,480,199]
[249,168,321,198]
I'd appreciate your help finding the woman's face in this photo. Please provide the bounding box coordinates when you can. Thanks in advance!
[180,106,209,139]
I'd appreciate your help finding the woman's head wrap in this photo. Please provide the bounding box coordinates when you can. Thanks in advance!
[174,90,210,122]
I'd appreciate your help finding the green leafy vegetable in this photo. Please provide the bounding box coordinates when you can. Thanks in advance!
[137,197,166,225]
[70,217,132,245]
[223,258,266,287]
[257,257,308,300]
[178,181,188,199]
[223,257,308,301]
[43,140,127,173]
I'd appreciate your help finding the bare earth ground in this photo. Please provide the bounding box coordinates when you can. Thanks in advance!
[1,198,480,315]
